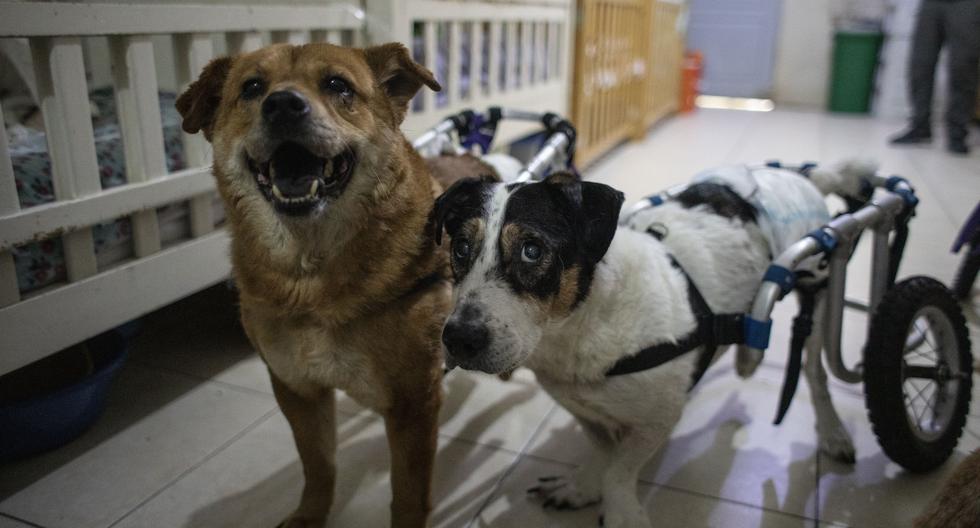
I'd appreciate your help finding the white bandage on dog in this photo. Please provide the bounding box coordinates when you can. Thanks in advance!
[691,164,832,259]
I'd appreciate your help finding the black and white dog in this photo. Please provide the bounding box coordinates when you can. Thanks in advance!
[433,160,877,528]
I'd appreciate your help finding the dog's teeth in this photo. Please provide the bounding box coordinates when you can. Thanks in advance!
[272,185,285,200]
[308,179,319,197]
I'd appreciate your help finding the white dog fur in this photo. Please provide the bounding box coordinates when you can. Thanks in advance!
[438,159,878,528]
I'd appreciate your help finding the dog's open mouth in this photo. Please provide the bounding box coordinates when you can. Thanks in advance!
[247,142,356,216]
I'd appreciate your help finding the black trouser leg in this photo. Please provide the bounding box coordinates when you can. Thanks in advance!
[943,0,980,140]
[908,1,945,131]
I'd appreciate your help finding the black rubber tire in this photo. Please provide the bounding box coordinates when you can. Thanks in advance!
[863,276,973,473]
[952,249,980,300]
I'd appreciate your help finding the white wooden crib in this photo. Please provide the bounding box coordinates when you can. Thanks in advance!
[0,0,574,375]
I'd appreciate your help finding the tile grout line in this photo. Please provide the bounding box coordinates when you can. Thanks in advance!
[126,357,276,400]
[463,403,558,528]
[0,511,48,528]
[104,406,281,528]
[633,479,820,524]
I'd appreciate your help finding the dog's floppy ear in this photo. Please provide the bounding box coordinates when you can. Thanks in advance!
[176,56,233,141]
[364,43,441,124]
[543,172,624,264]
[431,175,493,245]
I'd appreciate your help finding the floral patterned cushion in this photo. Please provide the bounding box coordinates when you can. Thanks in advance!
[9,88,188,294]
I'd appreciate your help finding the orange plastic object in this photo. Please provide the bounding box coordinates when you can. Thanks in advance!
[679,50,703,113]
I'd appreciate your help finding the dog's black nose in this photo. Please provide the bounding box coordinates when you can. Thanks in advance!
[442,317,489,361]
[262,90,310,128]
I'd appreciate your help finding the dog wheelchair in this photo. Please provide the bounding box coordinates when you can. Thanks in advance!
[412,106,577,183]
[630,162,972,472]
[416,111,973,473]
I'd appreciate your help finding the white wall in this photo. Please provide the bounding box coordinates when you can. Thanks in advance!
[771,0,833,108]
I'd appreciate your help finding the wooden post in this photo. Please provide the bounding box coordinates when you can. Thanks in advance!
[31,37,99,281]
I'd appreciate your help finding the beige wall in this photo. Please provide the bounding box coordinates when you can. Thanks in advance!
[771,0,833,107]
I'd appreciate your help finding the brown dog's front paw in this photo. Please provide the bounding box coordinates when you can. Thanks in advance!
[276,513,326,528]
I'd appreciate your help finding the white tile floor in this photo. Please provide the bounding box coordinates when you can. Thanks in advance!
[2,107,979,528]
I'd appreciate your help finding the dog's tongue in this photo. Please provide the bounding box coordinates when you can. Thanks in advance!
[270,142,327,197]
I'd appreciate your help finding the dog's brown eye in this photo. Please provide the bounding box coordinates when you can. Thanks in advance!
[241,78,265,100]
[323,76,352,97]
[452,239,471,261]
[521,242,542,263]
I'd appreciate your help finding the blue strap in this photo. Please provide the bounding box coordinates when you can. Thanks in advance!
[765,160,782,168]
[647,194,665,207]
[807,228,838,253]
[743,317,772,350]
[885,175,919,208]
[763,264,796,297]
[799,162,817,176]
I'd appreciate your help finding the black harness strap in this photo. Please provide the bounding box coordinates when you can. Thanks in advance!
[605,249,744,390]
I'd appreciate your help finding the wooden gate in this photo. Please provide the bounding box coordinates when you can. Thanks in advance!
[572,0,685,167]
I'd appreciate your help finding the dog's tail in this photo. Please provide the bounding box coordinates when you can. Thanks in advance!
[806,158,878,201]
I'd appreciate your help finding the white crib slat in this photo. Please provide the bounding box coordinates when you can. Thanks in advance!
[488,20,500,96]
[226,31,263,54]
[470,22,482,98]
[549,21,560,80]
[0,103,17,214]
[521,22,532,88]
[271,30,307,45]
[311,29,342,44]
[448,21,461,104]
[506,22,518,91]
[110,35,163,258]
[0,102,19,306]
[31,37,98,281]
[534,22,548,83]
[175,33,216,238]
[424,21,437,111]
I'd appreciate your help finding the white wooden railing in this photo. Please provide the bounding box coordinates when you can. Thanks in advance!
[0,2,364,375]
[388,0,575,143]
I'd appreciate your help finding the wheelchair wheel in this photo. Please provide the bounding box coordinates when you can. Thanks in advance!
[863,276,973,473]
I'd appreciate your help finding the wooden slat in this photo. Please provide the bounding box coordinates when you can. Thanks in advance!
[0,2,363,37]
[470,21,483,98]
[506,21,518,90]
[399,1,567,23]
[535,21,546,83]
[111,35,165,258]
[488,20,501,96]
[548,21,559,81]
[226,31,263,54]
[271,30,308,45]
[424,21,437,111]
[0,167,216,251]
[448,21,461,104]
[311,29,343,44]
[31,37,98,281]
[0,103,17,213]
[0,101,19,307]
[174,33,217,238]
[0,230,231,376]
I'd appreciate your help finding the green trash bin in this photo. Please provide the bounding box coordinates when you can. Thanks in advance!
[829,30,884,113]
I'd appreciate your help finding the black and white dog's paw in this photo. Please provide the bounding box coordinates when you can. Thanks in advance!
[818,425,856,464]
[527,475,601,511]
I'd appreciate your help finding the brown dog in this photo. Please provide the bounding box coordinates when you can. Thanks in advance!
[177,42,450,528]
[915,449,980,528]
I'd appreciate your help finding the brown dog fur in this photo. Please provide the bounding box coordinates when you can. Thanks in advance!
[177,42,451,528]
[915,450,980,528]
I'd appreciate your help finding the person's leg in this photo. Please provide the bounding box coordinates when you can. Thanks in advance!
[943,0,980,153]
[894,1,945,143]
